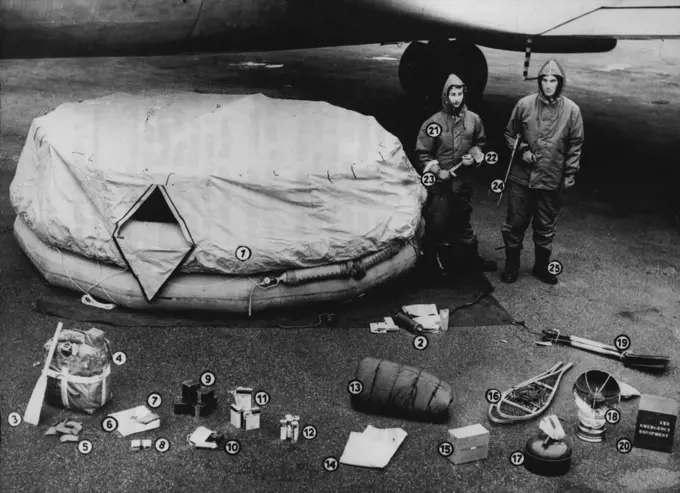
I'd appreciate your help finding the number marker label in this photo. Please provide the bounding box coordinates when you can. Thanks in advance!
[547,260,563,276]
[426,123,442,138]
[485,152,499,164]
[254,391,270,406]
[490,179,505,194]
[302,425,318,440]
[509,451,525,466]
[224,440,241,455]
[323,457,339,472]
[413,335,429,350]
[617,438,633,454]
[8,412,22,427]
[614,335,631,352]
[78,440,93,455]
[348,380,363,395]
[147,392,163,409]
[421,172,436,187]
[606,409,621,425]
[200,371,216,387]
[101,416,119,433]
[112,351,127,366]
[155,438,171,453]
[486,389,502,404]
[235,246,252,261]
[438,442,453,457]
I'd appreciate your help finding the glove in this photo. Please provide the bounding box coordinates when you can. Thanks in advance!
[522,150,536,165]
[563,175,575,191]
[436,170,451,181]
[469,146,485,164]
[461,154,475,166]
[423,160,440,174]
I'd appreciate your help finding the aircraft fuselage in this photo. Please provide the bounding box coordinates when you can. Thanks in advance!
[0,0,618,59]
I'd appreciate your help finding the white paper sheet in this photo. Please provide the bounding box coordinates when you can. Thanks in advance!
[402,304,438,318]
[339,426,407,469]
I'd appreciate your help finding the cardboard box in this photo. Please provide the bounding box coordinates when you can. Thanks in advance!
[196,387,216,405]
[173,397,193,416]
[234,387,253,410]
[230,404,243,429]
[194,401,217,418]
[448,424,490,465]
[243,407,261,430]
[634,395,679,453]
[182,380,200,403]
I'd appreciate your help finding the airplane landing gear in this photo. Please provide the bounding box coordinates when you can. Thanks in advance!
[398,40,488,112]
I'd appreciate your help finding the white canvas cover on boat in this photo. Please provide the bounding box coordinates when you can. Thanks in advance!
[10,92,426,299]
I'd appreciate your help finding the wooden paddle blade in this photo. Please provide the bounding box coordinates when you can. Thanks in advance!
[24,322,63,426]
[23,376,48,425]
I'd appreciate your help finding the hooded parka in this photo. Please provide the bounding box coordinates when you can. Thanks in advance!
[504,58,584,191]
[413,74,496,274]
[415,74,487,185]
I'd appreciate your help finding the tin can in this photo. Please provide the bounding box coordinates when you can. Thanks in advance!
[280,419,288,440]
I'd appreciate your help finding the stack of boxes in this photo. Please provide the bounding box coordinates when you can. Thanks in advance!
[229,387,261,430]
[173,380,218,418]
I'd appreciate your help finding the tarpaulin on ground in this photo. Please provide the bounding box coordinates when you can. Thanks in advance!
[10,92,426,299]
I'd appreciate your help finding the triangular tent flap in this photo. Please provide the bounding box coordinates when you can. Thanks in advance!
[10,91,426,284]
[113,185,195,301]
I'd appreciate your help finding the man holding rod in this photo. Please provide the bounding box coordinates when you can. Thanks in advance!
[500,58,585,284]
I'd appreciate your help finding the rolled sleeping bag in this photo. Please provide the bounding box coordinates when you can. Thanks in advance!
[351,357,453,423]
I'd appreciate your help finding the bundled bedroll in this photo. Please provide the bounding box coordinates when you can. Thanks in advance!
[351,357,454,423]
[10,92,427,313]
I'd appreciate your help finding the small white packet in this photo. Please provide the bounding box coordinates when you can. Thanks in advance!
[439,309,449,331]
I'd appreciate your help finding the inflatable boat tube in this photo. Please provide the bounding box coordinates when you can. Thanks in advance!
[14,216,421,314]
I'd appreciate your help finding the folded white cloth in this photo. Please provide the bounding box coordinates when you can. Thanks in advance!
[339,426,408,469]
[616,380,640,399]
[539,415,566,441]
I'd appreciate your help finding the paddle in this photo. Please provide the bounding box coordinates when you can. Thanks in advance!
[541,329,670,373]
[24,322,63,425]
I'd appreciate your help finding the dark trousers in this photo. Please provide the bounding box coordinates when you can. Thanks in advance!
[501,181,561,252]
[424,180,477,249]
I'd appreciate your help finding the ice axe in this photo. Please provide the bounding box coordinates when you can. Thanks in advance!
[496,135,521,207]
[541,329,670,373]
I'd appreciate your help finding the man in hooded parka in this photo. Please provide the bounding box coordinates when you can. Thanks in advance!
[414,74,497,276]
[501,58,584,284]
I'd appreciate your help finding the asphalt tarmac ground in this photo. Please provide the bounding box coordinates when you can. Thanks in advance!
[1,40,679,493]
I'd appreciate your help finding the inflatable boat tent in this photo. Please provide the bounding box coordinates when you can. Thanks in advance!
[10,92,426,314]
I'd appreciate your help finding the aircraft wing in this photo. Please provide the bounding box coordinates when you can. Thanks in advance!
[537,1,680,39]
[369,0,680,39]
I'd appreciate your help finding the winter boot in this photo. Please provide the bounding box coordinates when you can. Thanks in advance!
[532,246,558,285]
[500,247,521,283]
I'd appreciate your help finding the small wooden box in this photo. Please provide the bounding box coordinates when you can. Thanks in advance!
[634,395,679,453]
[448,424,490,465]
